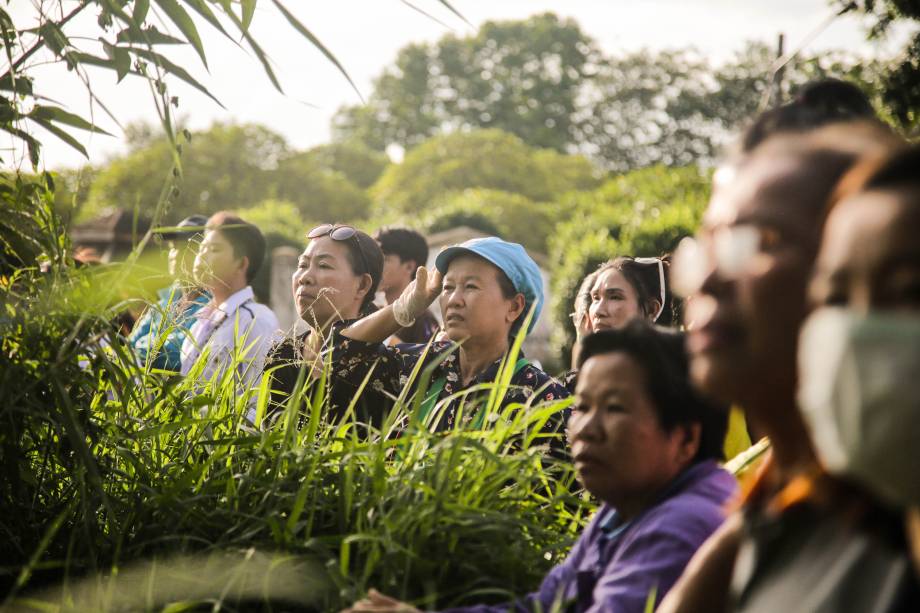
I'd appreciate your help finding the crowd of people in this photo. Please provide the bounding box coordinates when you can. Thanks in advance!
[120,78,919,612]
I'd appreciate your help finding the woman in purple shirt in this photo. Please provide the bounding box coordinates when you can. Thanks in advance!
[346,323,738,613]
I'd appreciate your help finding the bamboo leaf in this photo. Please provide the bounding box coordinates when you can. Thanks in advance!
[270,0,363,102]
[30,117,88,158]
[117,25,186,46]
[133,0,150,24]
[241,0,257,31]
[181,0,235,42]
[153,0,208,68]
[435,0,473,27]
[131,48,226,108]
[28,105,113,135]
[221,8,282,92]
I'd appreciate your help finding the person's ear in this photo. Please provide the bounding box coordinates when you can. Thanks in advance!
[355,272,374,302]
[674,422,701,466]
[401,259,417,277]
[238,255,250,279]
[646,298,662,322]
[506,293,526,325]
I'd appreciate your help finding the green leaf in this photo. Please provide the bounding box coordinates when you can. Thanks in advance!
[221,8,282,93]
[28,105,113,135]
[270,0,363,102]
[181,0,234,42]
[241,0,257,31]
[29,116,89,159]
[131,48,226,108]
[0,73,33,95]
[153,0,208,69]
[435,0,473,27]
[133,0,150,24]
[114,47,132,82]
[117,25,186,46]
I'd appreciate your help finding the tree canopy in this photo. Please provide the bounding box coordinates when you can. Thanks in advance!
[82,122,372,223]
[370,128,601,217]
[334,13,895,172]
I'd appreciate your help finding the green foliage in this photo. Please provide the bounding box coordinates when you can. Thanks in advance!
[332,13,601,153]
[237,199,308,245]
[829,0,920,127]
[370,129,602,217]
[335,11,899,171]
[81,122,372,224]
[421,189,556,254]
[83,122,289,221]
[273,152,372,223]
[301,141,391,189]
[1,1,358,171]
[548,166,711,362]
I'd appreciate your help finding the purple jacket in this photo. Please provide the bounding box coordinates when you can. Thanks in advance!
[443,460,737,613]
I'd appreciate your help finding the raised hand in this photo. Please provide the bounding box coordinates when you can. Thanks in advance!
[392,266,442,327]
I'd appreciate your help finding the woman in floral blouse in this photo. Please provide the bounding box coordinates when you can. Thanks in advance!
[329,236,569,434]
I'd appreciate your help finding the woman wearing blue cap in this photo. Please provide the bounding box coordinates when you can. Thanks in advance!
[327,236,569,432]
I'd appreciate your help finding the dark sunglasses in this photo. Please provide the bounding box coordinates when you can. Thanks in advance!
[307,224,370,274]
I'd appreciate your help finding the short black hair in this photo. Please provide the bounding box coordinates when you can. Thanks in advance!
[206,211,265,283]
[577,323,729,462]
[741,78,876,153]
[344,229,384,314]
[374,227,429,280]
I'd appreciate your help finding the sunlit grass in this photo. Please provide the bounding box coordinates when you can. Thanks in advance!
[1,256,585,611]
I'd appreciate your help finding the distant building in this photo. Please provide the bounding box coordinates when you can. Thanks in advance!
[69,208,151,262]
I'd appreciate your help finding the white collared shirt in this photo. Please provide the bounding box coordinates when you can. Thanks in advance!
[180,286,280,399]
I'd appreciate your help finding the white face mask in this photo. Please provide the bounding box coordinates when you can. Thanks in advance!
[797,307,920,507]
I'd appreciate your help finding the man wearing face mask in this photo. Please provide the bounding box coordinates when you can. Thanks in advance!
[657,122,906,613]
[797,145,920,601]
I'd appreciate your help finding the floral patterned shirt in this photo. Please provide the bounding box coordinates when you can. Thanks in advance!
[328,321,571,434]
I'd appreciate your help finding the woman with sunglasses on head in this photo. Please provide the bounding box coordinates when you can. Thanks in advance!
[262,223,385,425]
[566,256,673,389]
[328,236,569,437]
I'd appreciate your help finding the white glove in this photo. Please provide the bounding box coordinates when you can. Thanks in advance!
[391,266,442,327]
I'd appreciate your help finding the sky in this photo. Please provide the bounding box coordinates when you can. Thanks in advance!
[8,0,916,170]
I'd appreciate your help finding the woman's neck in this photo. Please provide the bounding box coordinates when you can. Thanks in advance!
[458,337,510,387]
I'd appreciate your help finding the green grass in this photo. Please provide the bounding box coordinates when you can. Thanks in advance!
[1,243,586,611]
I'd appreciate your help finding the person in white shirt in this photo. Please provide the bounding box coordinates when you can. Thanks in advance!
[180,212,279,412]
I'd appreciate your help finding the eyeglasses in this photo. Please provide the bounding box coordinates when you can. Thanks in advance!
[671,224,784,297]
[307,223,370,274]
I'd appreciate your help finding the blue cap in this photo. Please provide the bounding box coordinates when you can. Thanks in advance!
[435,236,544,334]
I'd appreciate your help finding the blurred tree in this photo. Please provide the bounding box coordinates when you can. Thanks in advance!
[236,199,307,245]
[370,129,602,216]
[299,141,390,189]
[84,122,288,221]
[829,0,920,129]
[332,13,601,153]
[421,189,555,253]
[335,11,893,171]
[272,154,371,222]
[82,122,371,224]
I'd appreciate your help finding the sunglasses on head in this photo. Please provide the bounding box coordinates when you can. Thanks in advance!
[307,223,370,274]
